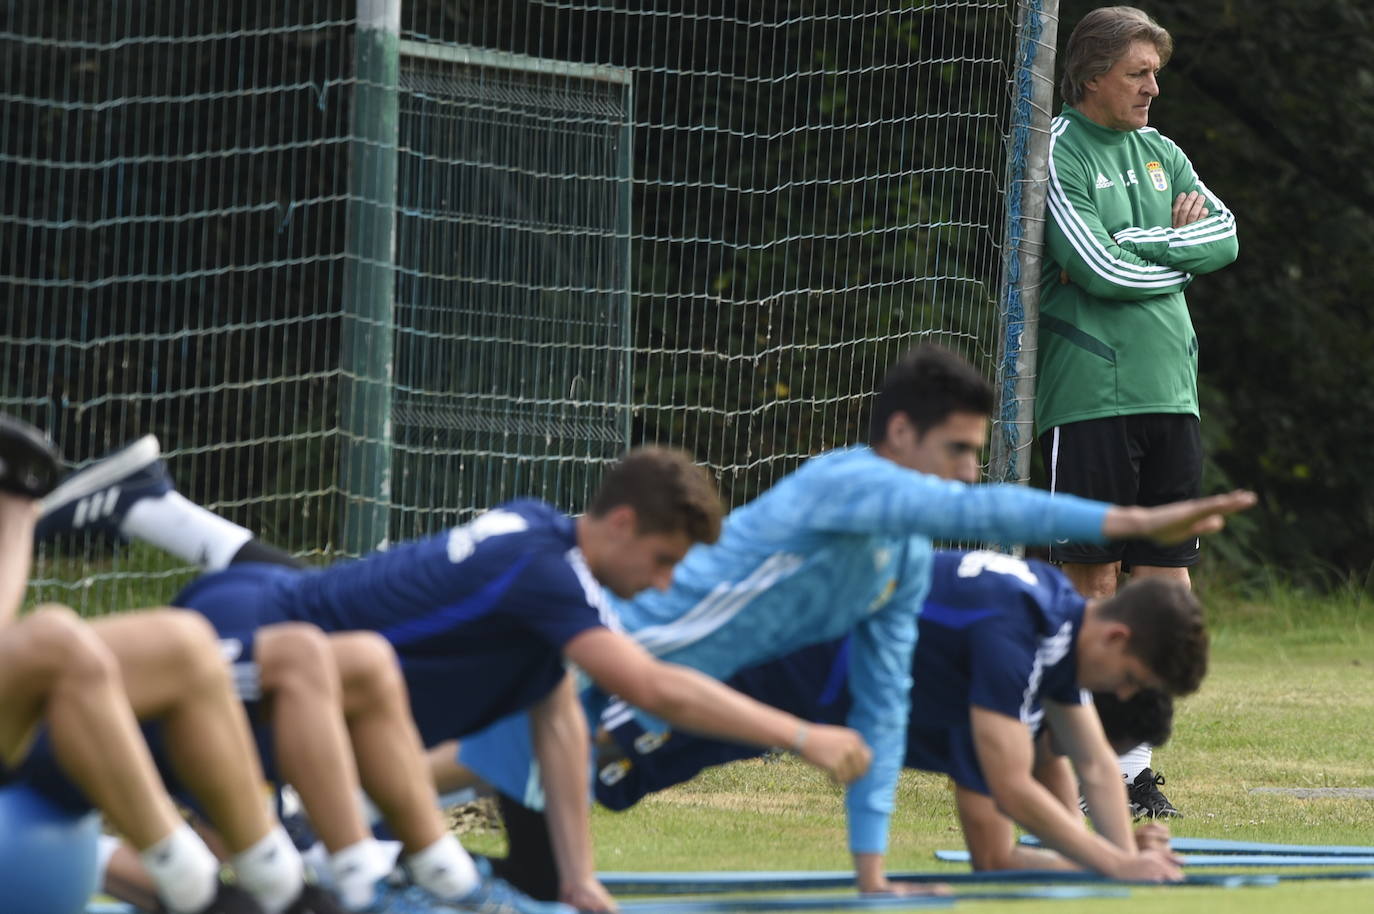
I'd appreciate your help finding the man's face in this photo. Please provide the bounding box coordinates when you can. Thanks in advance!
[594,509,694,598]
[1079,40,1162,131]
[883,411,988,483]
[1078,626,1165,700]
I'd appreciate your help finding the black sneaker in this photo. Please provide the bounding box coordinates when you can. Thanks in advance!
[284,883,348,914]
[1127,767,1182,819]
[0,414,61,499]
[188,882,266,914]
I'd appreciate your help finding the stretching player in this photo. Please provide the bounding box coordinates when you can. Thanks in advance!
[449,550,1198,886]
[0,417,339,914]
[38,444,872,912]
[583,346,1246,891]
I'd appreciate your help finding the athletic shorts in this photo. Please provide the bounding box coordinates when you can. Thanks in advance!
[1039,413,1202,568]
[905,723,989,796]
[7,721,199,818]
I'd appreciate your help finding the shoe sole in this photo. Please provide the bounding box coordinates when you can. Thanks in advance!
[0,414,61,497]
[39,435,162,517]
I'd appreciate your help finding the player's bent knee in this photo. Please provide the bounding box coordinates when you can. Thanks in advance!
[331,631,407,711]
[21,606,116,685]
[256,622,340,697]
[148,609,232,682]
[138,608,221,656]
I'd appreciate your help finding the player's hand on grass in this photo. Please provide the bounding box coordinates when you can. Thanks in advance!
[860,880,953,898]
[854,856,951,897]
[1134,821,1172,854]
[1109,847,1184,882]
[799,723,872,783]
[561,875,618,913]
[1103,489,1257,544]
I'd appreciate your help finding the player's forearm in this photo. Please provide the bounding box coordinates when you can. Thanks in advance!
[529,681,598,891]
[992,777,1130,876]
[634,663,805,750]
[1077,759,1134,851]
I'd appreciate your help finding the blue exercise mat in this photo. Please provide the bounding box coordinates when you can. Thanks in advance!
[602,872,866,894]
[618,894,953,912]
[617,886,1133,912]
[1019,834,1374,856]
[600,868,1283,894]
[935,849,1374,867]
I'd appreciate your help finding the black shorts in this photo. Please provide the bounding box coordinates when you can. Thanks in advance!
[1039,413,1202,568]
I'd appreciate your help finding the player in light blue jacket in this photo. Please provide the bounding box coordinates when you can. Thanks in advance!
[464,345,1251,893]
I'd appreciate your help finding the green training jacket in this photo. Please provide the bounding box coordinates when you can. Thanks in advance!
[1036,104,1238,433]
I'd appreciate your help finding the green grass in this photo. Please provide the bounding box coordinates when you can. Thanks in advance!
[469,581,1374,912]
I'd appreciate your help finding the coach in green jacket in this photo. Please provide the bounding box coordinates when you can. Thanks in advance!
[1038,5,1238,601]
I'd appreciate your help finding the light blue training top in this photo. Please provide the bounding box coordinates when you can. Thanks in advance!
[610,445,1108,854]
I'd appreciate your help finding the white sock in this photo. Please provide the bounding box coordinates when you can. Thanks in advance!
[95,833,123,887]
[406,835,480,901]
[121,490,253,570]
[231,826,305,914]
[140,824,220,914]
[1118,743,1153,781]
[330,838,401,911]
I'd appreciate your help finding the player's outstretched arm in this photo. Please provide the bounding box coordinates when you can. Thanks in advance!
[970,707,1182,882]
[564,628,872,783]
[528,672,617,913]
[1102,490,1256,545]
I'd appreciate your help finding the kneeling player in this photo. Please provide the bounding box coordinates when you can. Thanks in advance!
[450,549,1203,888]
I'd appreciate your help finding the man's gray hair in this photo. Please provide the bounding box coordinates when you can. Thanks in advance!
[1061,6,1173,106]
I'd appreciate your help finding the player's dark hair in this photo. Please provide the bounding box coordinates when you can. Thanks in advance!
[587,446,723,545]
[868,344,995,445]
[1061,6,1173,107]
[1098,577,1208,696]
[1093,689,1174,750]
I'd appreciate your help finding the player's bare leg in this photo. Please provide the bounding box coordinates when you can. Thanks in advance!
[330,632,505,907]
[255,623,373,852]
[330,632,450,852]
[425,739,481,794]
[1128,565,1190,589]
[0,604,188,852]
[92,609,279,853]
[1060,561,1121,599]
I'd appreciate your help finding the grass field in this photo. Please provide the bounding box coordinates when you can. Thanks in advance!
[465,580,1374,913]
